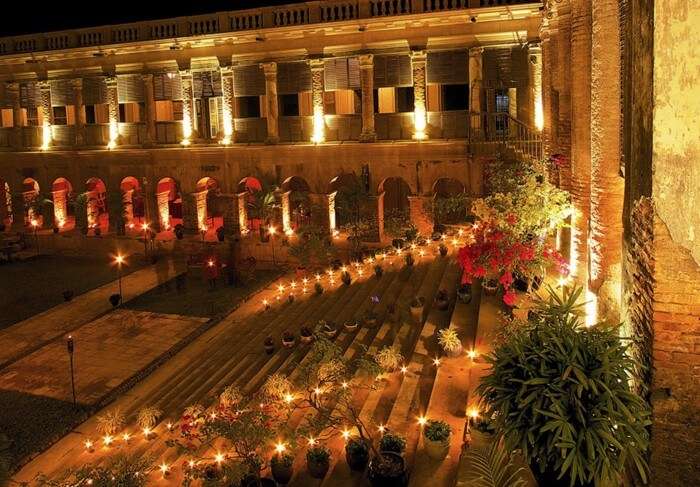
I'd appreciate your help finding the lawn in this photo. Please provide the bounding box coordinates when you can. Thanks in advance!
[0,254,147,330]
[124,269,279,318]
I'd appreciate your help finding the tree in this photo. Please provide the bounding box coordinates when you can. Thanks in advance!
[335,180,377,255]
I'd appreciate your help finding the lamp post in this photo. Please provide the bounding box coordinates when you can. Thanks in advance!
[67,335,77,408]
[141,222,149,261]
[114,254,125,304]
[30,219,39,254]
[268,225,277,266]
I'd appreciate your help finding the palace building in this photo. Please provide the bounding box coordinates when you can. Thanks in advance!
[1,1,699,484]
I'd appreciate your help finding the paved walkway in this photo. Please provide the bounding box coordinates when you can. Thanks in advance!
[0,259,183,369]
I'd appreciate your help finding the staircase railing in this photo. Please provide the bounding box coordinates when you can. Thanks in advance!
[467,111,543,161]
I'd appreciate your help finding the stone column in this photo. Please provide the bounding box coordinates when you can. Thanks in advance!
[106,76,119,148]
[308,192,334,235]
[156,190,171,230]
[72,78,86,146]
[468,47,485,133]
[141,178,160,233]
[540,26,554,154]
[569,0,592,286]
[179,70,196,143]
[194,190,208,231]
[220,66,235,144]
[281,190,292,234]
[309,58,326,143]
[590,0,624,321]
[410,50,428,140]
[261,62,279,144]
[182,193,198,234]
[38,81,52,150]
[237,192,249,235]
[6,82,23,150]
[52,189,68,228]
[376,192,385,242]
[221,193,241,236]
[408,195,432,236]
[142,74,156,146]
[358,54,376,142]
[528,42,544,132]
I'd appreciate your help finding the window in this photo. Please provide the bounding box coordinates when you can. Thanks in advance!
[395,87,414,113]
[237,96,260,118]
[441,84,469,111]
[173,101,183,121]
[118,103,143,123]
[85,105,96,124]
[0,109,13,127]
[279,94,299,116]
[53,106,68,125]
[26,107,40,126]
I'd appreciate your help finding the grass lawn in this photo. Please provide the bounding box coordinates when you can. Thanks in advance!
[124,269,279,317]
[0,254,147,330]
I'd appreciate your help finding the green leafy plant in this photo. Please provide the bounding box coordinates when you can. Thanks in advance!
[477,285,651,486]
[96,408,125,435]
[462,442,527,487]
[375,346,403,372]
[136,406,161,430]
[271,451,294,468]
[288,225,336,268]
[306,445,330,463]
[73,193,89,234]
[336,179,378,252]
[35,454,154,487]
[219,384,243,408]
[437,328,462,353]
[379,433,406,454]
[424,420,451,442]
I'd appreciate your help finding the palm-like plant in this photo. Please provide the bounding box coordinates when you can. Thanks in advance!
[477,285,651,487]
[462,441,527,487]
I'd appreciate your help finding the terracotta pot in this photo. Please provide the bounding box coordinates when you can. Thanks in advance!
[482,279,498,295]
[424,435,450,460]
[282,338,295,348]
[368,451,409,487]
[300,334,313,344]
[271,462,293,485]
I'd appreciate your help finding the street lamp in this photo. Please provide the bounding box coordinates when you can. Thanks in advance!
[141,223,149,261]
[66,335,77,407]
[30,219,39,254]
[114,254,125,304]
[268,225,277,265]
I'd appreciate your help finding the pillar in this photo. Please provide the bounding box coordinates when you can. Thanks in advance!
[410,50,427,140]
[408,195,432,236]
[540,25,554,154]
[38,81,52,150]
[220,194,241,236]
[142,74,156,146]
[468,47,484,134]
[376,192,385,242]
[6,82,22,150]
[589,0,624,322]
[569,0,591,286]
[528,42,544,132]
[328,192,337,233]
[309,58,326,143]
[358,54,376,142]
[281,190,292,234]
[52,189,68,228]
[156,190,171,230]
[507,87,517,137]
[261,62,279,144]
[179,70,196,144]
[182,193,198,234]
[237,192,249,235]
[106,76,119,149]
[140,178,160,233]
[220,66,235,144]
[308,193,335,235]
[194,189,208,232]
[72,78,86,146]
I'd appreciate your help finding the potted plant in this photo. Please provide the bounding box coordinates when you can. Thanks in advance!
[404,253,414,267]
[434,289,449,311]
[345,437,370,472]
[423,420,451,460]
[375,346,403,373]
[216,226,225,242]
[282,331,295,348]
[471,415,494,436]
[438,243,448,257]
[320,320,338,338]
[437,328,462,358]
[109,293,121,308]
[392,238,404,250]
[314,282,324,295]
[456,284,472,304]
[379,433,406,455]
[270,452,294,485]
[482,278,498,295]
[174,223,184,240]
[367,452,408,487]
[264,336,275,354]
[374,264,383,278]
[300,326,314,344]
[341,270,352,286]
[344,320,359,332]
[306,445,330,479]
[477,286,651,487]
[409,297,425,323]
[364,310,379,328]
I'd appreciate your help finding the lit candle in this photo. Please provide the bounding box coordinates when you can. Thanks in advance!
[417,416,428,426]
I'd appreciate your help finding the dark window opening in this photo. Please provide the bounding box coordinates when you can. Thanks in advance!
[52,106,67,125]
[280,94,299,116]
[441,84,469,111]
[118,103,126,123]
[85,105,96,124]
[27,107,40,126]
[396,87,414,113]
[373,88,379,114]
[237,96,260,118]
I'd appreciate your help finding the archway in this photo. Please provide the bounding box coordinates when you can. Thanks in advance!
[432,177,467,225]
[195,177,221,235]
[329,173,361,228]
[22,178,40,226]
[85,177,108,230]
[379,177,412,239]
[119,177,142,229]
[52,178,73,229]
[238,176,265,232]
[281,176,311,232]
[156,177,182,231]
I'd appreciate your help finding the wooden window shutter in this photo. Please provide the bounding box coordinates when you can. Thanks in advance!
[153,73,182,100]
[324,58,361,91]
[277,62,311,95]
[19,82,40,108]
[117,74,145,103]
[193,71,222,98]
[50,79,75,107]
[373,55,411,88]
[83,77,107,105]
[233,65,265,97]
[427,51,468,85]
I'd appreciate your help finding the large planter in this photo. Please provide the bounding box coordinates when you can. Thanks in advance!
[307,457,329,479]
[482,279,498,296]
[368,452,409,487]
[445,343,463,358]
[456,285,472,304]
[409,298,425,323]
[271,455,294,485]
[424,435,450,460]
[345,439,369,472]
[241,476,276,487]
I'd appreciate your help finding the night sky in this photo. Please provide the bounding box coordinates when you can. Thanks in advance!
[0,1,298,37]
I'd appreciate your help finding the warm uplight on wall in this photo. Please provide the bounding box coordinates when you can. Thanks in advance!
[107,120,118,150]
[41,123,51,150]
[311,108,325,144]
[413,106,427,141]
[585,288,598,327]
[534,99,544,132]
[181,111,192,146]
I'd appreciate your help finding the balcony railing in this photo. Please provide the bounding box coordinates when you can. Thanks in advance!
[22,126,42,148]
[0,0,540,57]
[155,121,184,145]
[85,124,110,146]
[468,111,542,160]
[0,128,12,148]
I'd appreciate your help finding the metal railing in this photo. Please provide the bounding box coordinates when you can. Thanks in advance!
[468,111,542,160]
